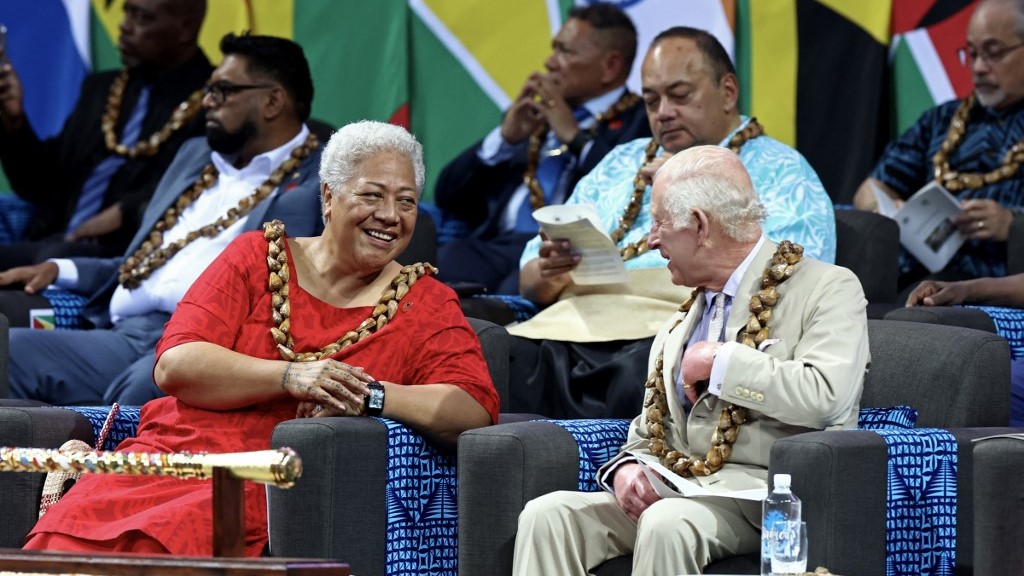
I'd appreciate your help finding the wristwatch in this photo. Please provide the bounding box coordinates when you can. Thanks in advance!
[364,381,385,417]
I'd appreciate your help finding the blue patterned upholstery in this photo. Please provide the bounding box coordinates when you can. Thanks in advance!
[968,305,1024,359]
[858,405,918,430]
[545,419,631,492]
[380,418,458,576]
[420,202,470,246]
[874,428,957,576]
[40,289,88,330]
[0,195,35,244]
[58,405,141,451]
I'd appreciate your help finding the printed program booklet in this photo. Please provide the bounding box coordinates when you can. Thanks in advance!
[532,204,630,285]
[872,181,965,273]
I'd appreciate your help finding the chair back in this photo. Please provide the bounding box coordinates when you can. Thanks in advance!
[465,317,509,412]
[396,209,438,267]
[863,319,1009,427]
[834,209,899,304]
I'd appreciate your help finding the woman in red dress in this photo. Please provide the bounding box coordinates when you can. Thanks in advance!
[24,121,500,556]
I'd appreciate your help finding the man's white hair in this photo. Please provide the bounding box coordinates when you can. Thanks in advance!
[656,145,765,242]
[318,120,425,203]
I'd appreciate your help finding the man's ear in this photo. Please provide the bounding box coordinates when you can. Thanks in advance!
[719,73,739,114]
[262,87,287,121]
[601,50,626,85]
[693,209,712,246]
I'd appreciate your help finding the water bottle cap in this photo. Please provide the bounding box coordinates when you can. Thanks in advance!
[774,473,792,487]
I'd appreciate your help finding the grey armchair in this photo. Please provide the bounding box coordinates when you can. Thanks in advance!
[972,434,1024,574]
[0,315,509,576]
[834,208,899,308]
[457,319,1012,576]
[266,317,510,575]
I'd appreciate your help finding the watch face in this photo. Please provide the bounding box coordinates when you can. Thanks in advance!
[369,389,384,409]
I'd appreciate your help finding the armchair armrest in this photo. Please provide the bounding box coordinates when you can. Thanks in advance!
[0,406,95,547]
[457,419,628,576]
[268,417,389,574]
[973,434,1024,574]
[770,426,1018,576]
[884,306,997,333]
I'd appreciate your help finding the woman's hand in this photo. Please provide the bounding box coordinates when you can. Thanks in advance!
[279,359,376,418]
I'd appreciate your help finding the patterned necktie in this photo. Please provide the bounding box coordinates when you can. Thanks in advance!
[707,292,728,343]
[513,107,592,233]
[65,84,152,236]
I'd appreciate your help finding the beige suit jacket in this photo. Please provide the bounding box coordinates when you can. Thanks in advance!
[600,240,870,494]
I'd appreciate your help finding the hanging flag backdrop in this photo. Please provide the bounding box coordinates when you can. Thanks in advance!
[0,0,981,205]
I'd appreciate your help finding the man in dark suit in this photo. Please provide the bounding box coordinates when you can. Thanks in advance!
[0,0,212,267]
[0,34,324,405]
[433,3,650,294]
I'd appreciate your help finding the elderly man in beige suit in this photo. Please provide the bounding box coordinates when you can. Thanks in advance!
[512,145,870,575]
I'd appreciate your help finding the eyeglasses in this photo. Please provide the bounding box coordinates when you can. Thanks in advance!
[202,81,275,106]
[957,41,1024,66]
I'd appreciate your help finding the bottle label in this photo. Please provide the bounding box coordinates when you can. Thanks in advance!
[761,509,788,564]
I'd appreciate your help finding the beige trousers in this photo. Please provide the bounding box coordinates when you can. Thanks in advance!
[513,490,761,576]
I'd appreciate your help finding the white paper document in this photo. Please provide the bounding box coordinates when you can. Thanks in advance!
[640,460,768,502]
[532,204,630,285]
[872,181,965,273]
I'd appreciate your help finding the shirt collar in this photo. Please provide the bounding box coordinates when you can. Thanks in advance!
[705,233,767,306]
[212,124,310,177]
[718,115,752,147]
[581,85,628,121]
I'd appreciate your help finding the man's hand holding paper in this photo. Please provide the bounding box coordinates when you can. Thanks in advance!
[532,204,629,285]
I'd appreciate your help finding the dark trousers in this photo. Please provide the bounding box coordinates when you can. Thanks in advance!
[509,335,655,420]
[0,235,119,269]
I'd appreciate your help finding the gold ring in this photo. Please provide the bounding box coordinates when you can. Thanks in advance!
[977,220,985,230]
[682,383,694,389]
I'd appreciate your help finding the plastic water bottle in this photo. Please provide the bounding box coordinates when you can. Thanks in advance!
[761,473,801,576]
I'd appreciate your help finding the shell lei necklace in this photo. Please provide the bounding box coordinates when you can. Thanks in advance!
[933,93,1024,192]
[262,220,437,362]
[619,119,766,261]
[644,240,803,477]
[102,70,204,160]
[523,92,642,211]
[118,132,319,289]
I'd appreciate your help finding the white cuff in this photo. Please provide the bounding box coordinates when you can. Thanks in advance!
[477,126,520,165]
[708,341,740,396]
[48,258,79,289]
[598,455,639,494]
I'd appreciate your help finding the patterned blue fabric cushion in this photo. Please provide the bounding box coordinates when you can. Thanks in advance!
[0,195,35,244]
[381,418,458,576]
[857,405,919,430]
[59,405,142,451]
[40,288,88,330]
[545,419,631,492]
[873,428,957,576]
[968,305,1024,360]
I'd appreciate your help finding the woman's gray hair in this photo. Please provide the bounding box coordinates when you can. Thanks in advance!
[318,120,425,199]
[656,145,766,242]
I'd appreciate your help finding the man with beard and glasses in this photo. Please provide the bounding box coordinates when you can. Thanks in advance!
[854,0,1024,294]
[0,33,324,405]
[0,0,212,267]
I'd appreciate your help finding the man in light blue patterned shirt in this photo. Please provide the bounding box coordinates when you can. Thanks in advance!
[509,27,835,419]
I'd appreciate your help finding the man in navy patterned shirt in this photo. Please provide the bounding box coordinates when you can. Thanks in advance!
[854,0,1024,289]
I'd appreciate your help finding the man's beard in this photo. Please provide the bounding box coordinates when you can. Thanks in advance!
[207,118,257,154]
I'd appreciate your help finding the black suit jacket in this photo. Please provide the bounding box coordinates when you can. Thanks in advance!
[0,51,213,253]
[433,96,650,240]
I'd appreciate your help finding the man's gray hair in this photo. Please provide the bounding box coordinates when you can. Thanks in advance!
[656,145,765,242]
[318,120,425,199]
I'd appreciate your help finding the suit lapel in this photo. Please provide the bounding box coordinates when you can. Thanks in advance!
[662,294,705,391]
[725,240,777,344]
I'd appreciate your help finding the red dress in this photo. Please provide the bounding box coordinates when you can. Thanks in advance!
[26,231,499,556]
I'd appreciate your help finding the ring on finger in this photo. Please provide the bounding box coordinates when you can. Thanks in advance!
[977,220,985,230]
